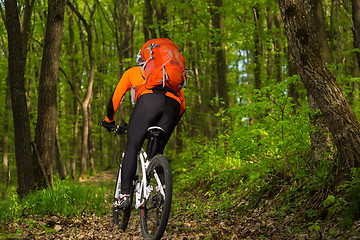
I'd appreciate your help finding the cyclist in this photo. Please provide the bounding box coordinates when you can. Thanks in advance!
[101,48,185,208]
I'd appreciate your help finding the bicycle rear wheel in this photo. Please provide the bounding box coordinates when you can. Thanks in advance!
[139,154,172,240]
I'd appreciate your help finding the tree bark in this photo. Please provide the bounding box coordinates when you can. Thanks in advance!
[278,0,360,183]
[33,0,65,188]
[21,0,36,63]
[4,0,36,199]
[306,0,331,63]
[304,0,334,162]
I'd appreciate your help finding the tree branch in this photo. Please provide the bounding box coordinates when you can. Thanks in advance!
[59,67,82,104]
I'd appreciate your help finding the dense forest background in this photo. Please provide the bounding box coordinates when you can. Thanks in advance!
[2,0,360,238]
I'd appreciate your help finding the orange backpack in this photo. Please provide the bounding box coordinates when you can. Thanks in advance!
[137,38,187,96]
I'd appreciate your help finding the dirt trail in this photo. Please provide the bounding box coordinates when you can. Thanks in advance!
[4,170,357,239]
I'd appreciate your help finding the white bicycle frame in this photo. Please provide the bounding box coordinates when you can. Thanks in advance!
[114,147,166,210]
[134,148,151,209]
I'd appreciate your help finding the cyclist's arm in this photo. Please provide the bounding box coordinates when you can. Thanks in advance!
[105,69,132,122]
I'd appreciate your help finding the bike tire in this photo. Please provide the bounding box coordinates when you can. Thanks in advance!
[139,154,172,240]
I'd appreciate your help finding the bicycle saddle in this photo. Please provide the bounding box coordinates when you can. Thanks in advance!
[147,126,165,137]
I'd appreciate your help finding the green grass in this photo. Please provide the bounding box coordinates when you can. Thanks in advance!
[0,179,111,223]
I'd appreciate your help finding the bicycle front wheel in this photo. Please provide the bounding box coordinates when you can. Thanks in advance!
[139,154,172,240]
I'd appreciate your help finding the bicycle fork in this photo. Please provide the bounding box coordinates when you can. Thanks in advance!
[113,164,123,208]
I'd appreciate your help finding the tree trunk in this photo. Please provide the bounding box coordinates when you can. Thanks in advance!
[2,77,11,198]
[253,5,262,91]
[265,8,282,84]
[274,14,282,83]
[33,0,65,188]
[155,2,169,38]
[80,103,90,178]
[306,0,332,63]
[66,1,96,180]
[21,0,36,63]
[55,126,66,180]
[212,0,229,110]
[71,104,80,179]
[67,9,79,179]
[308,93,334,162]
[88,102,95,175]
[304,0,334,162]
[4,0,36,199]
[278,0,360,183]
[210,0,229,137]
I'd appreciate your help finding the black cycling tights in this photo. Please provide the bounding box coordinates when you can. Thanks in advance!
[121,93,181,194]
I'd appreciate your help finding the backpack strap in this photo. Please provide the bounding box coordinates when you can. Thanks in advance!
[162,65,168,87]
[140,43,160,76]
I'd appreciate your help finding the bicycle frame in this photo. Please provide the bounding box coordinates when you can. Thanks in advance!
[115,146,165,210]
[134,148,166,209]
[134,148,150,209]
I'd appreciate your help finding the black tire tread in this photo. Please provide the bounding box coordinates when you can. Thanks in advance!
[139,154,172,240]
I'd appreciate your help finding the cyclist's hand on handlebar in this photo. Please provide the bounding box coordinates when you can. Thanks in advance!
[101,119,115,132]
[116,123,128,134]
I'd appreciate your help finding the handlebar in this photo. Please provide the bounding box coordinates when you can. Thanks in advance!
[113,123,128,135]
[100,119,128,135]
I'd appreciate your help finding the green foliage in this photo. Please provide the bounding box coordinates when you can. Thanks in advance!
[172,80,320,216]
[0,180,110,223]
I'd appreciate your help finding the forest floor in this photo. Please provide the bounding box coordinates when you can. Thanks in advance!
[3,170,360,240]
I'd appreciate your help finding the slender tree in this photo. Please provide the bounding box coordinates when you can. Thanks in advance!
[66,8,81,179]
[66,0,97,180]
[211,0,229,110]
[253,4,262,91]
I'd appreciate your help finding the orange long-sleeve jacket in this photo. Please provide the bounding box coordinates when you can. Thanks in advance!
[105,66,186,122]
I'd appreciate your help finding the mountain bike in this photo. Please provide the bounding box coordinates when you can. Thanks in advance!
[105,123,172,240]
